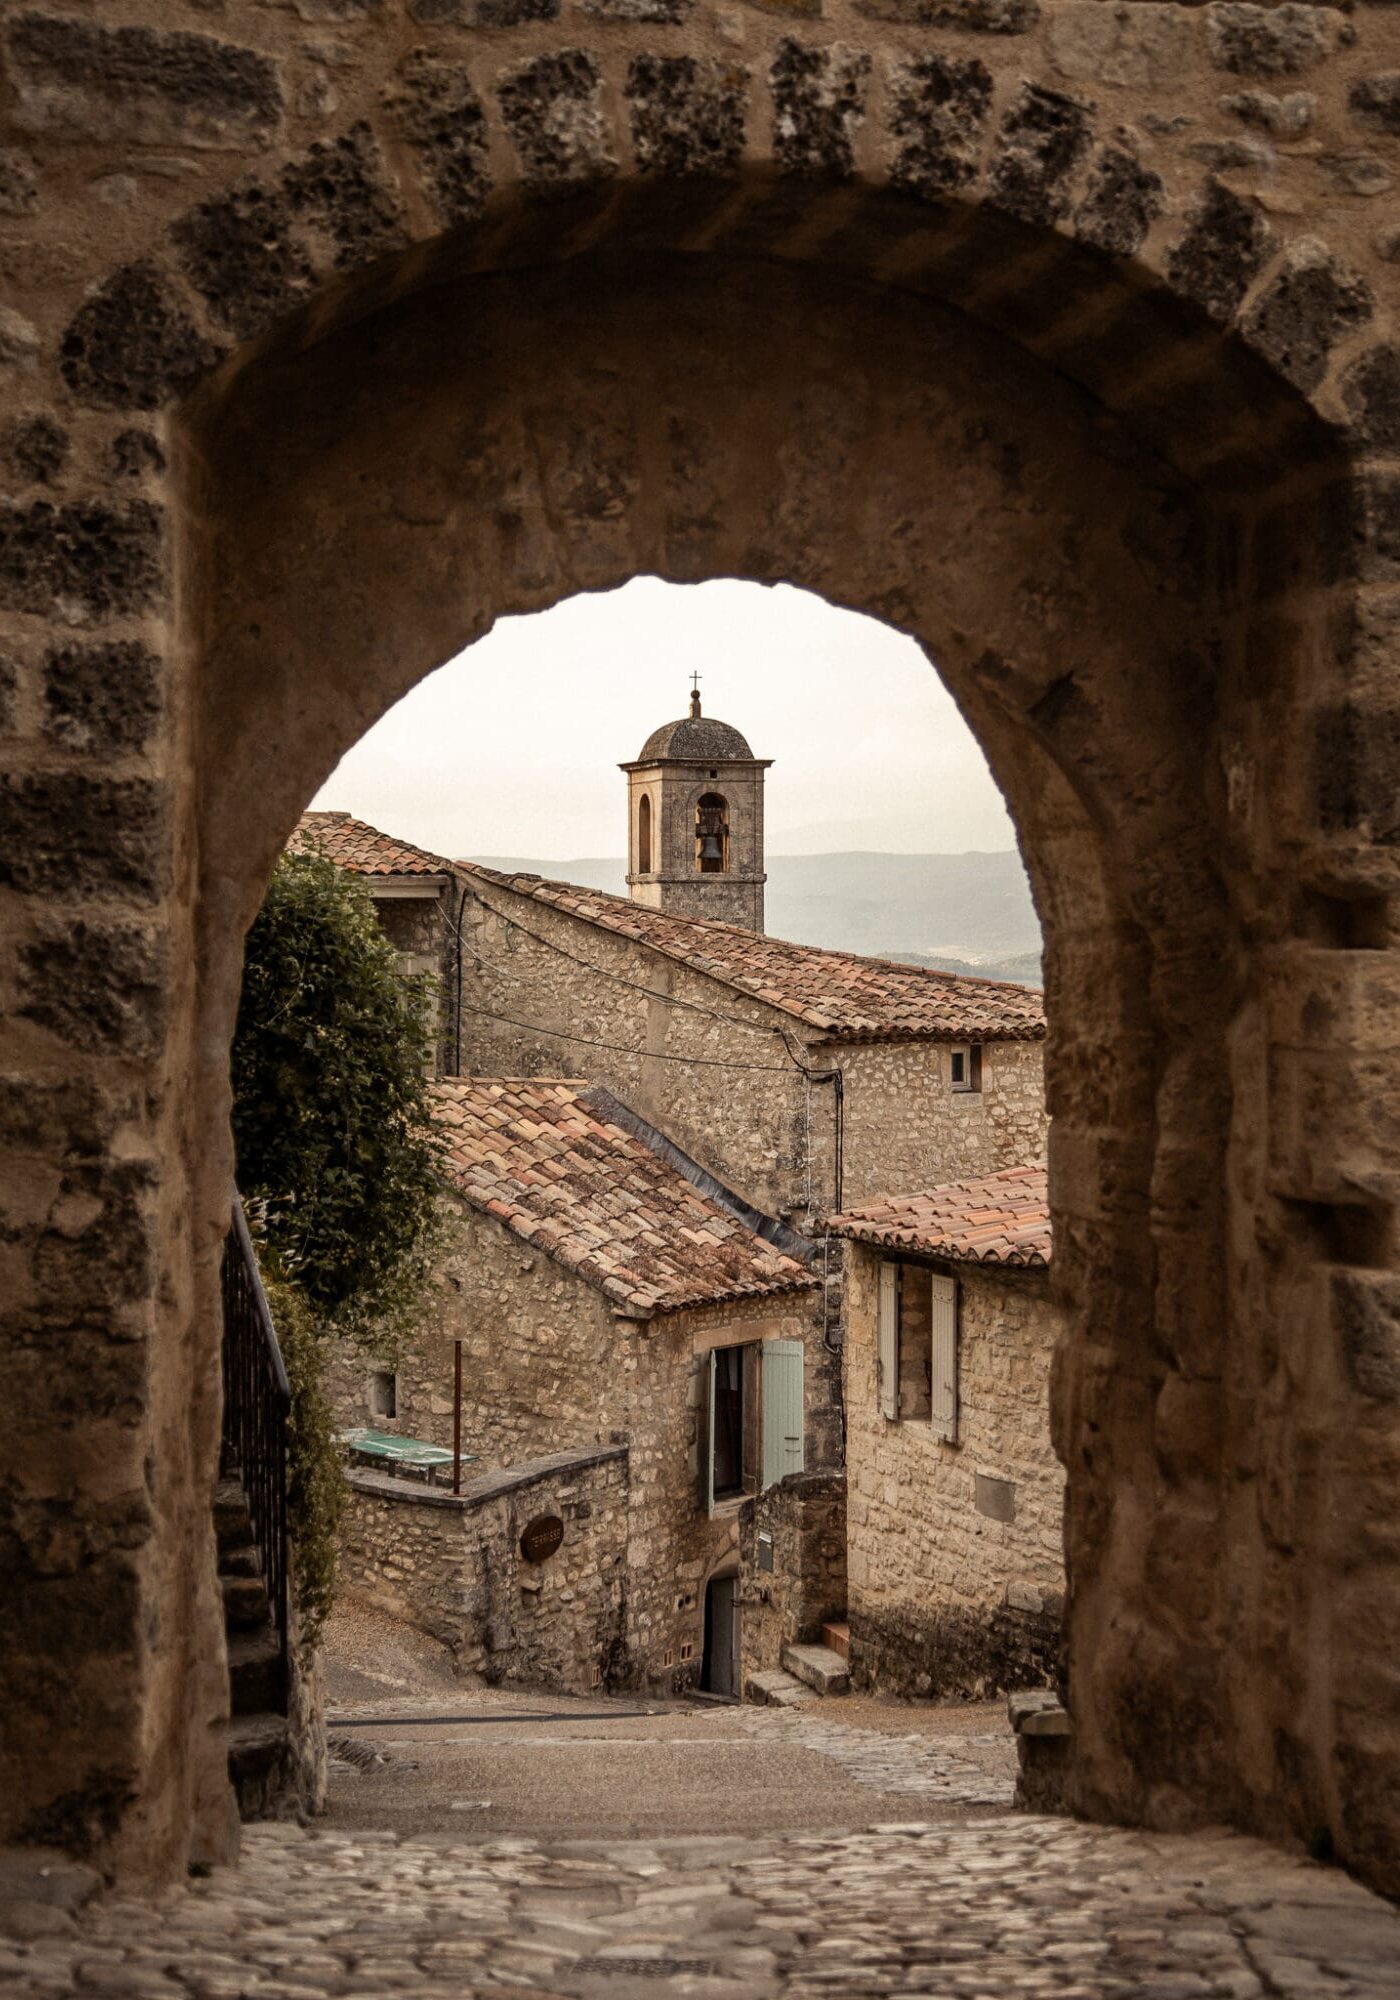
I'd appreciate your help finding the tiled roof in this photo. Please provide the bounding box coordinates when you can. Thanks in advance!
[434,1077,818,1316]
[294,811,452,878]
[828,1164,1051,1267]
[462,866,1045,1043]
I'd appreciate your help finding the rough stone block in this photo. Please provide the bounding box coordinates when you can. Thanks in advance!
[497,51,617,194]
[172,181,314,342]
[1166,178,1274,322]
[42,641,161,756]
[1220,88,1315,137]
[5,13,282,149]
[282,123,404,273]
[1242,239,1372,393]
[391,54,492,225]
[888,54,993,200]
[1048,4,1191,89]
[1349,72,1400,135]
[1075,146,1163,257]
[587,0,692,18]
[770,40,870,180]
[0,499,164,620]
[60,263,223,412]
[628,56,747,179]
[0,147,38,215]
[856,0,1037,28]
[1315,697,1400,841]
[4,413,69,485]
[108,430,166,482]
[988,84,1093,226]
[0,778,165,902]
[1333,1273,1400,1401]
[1205,4,1336,79]
[1340,343,1400,451]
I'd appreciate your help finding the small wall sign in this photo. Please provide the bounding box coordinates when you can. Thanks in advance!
[520,1513,564,1564]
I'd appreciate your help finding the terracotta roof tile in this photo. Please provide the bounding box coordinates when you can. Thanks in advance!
[828,1163,1051,1267]
[434,1077,818,1316]
[462,864,1044,1043]
[294,811,452,878]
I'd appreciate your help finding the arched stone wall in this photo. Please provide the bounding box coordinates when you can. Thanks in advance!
[1,0,1397,1895]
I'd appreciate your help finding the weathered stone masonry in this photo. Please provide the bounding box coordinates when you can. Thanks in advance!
[2,0,1399,1899]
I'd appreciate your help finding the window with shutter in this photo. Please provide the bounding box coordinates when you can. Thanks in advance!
[930,1272,959,1442]
[878,1261,899,1420]
[761,1340,804,1488]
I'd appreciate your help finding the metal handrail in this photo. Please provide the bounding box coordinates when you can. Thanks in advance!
[220,1193,291,1668]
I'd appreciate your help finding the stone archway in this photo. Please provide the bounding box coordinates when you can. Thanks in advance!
[2,2,1397,1898]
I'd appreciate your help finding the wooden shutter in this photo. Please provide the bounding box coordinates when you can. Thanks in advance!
[761,1340,805,1488]
[930,1272,958,1441]
[698,1348,716,1515]
[878,1261,899,1420]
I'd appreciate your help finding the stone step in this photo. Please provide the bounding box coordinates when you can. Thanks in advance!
[227,1713,292,1820]
[744,1670,811,1709]
[222,1571,273,1633]
[781,1642,850,1697]
[821,1621,850,1662]
[228,1629,285,1717]
[213,1477,255,1556]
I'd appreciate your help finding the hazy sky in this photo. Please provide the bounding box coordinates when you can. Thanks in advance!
[311,578,1017,860]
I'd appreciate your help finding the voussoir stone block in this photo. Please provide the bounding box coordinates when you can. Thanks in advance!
[1242,238,1373,394]
[1340,343,1400,450]
[1075,146,1164,258]
[281,123,405,273]
[171,182,316,343]
[888,54,994,200]
[1166,177,1275,322]
[627,56,748,179]
[4,12,283,149]
[497,51,617,193]
[390,54,492,225]
[770,39,871,180]
[988,83,1094,227]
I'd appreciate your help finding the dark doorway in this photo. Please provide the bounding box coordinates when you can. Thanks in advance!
[702,1573,740,1699]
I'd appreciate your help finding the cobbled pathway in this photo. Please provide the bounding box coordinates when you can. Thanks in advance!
[4,1703,1399,1999]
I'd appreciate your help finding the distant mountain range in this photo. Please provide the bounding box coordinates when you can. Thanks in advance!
[465,850,1044,987]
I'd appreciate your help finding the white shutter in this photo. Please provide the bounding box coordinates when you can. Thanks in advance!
[930,1272,958,1442]
[761,1340,805,1488]
[878,1261,899,1421]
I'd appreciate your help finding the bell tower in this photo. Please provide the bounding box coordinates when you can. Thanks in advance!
[622,681,772,932]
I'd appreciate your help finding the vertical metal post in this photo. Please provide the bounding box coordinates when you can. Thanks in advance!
[453,1338,462,1496]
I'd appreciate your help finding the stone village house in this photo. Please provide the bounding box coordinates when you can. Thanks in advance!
[337,1076,835,1697]
[829,1165,1065,1701]
[305,694,1059,1702]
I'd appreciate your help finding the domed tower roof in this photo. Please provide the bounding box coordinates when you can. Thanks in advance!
[637,688,754,763]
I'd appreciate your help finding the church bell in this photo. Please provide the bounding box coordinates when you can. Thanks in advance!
[699,830,725,864]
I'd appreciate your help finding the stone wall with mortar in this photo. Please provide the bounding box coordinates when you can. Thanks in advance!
[338,1448,630,1692]
[366,887,460,1078]
[831,1037,1048,1207]
[332,1196,837,1689]
[2,0,1398,1895]
[737,1469,849,1691]
[458,874,1045,1224]
[844,1240,1067,1700]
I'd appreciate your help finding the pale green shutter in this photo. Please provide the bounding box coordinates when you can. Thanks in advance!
[931,1272,958,1441]
[761,1340,805,1489]
[878,1261,899,1421]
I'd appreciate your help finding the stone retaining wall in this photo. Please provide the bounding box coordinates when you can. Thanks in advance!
[338,1447,629,1692]
[738,1470,849,1689]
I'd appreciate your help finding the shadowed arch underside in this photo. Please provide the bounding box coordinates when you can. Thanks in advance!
[1,0,1398,1900]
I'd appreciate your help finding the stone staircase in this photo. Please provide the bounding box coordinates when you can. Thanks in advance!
[746,1623,852,1707]
[216,1476,294,1817]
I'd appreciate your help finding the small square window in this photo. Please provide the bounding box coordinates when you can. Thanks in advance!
[950,1043,982,1093]
[369,1370,397,1420]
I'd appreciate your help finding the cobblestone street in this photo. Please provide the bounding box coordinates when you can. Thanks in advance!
[4,1686,1398,1998]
